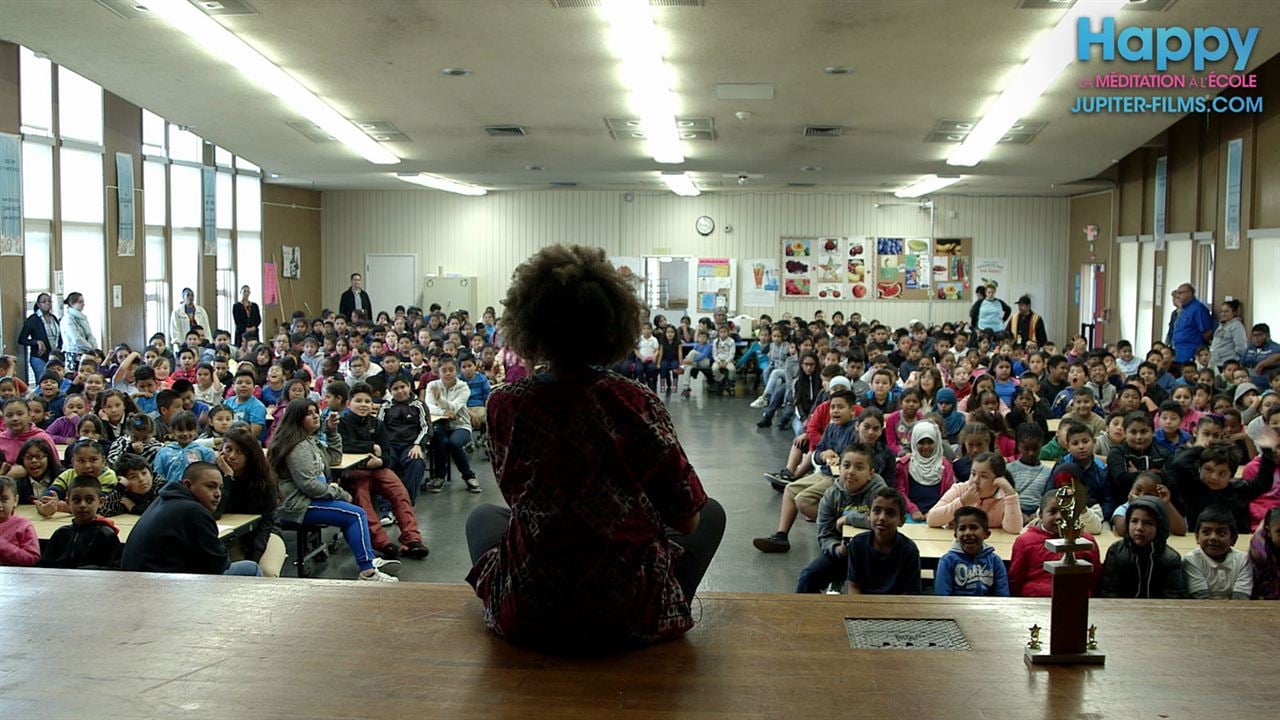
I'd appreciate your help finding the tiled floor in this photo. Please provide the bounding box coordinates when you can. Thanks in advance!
[294,388,819,592]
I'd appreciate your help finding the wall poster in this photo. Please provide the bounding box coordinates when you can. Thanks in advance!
[974,256,1008,301]
[932,237,971,301]
[696,257,732,313]
[782,236,814,297]
[741,258,778,307]
[875,237,931,299]
[0,133,22,257]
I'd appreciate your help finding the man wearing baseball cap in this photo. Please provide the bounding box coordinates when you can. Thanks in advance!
[1008,294,1048,347]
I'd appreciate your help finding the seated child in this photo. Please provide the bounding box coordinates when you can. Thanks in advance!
[1063,387,1106,438]
[1007,423,1051,521]
[1167,441,1273,534]
[1106,411,1172,510]
[795,444,889,593]
[106,414,163,467]
[1154,400,1192,455]
[381,376,434,501]
[37,440,122,517]
[33,371,67,418]
[1009,491,1101,597]
[935,506,1010,596]
[114,453,161,515]
[845,486,922,595]
[927,452,1022,534]
[1249,507,1280,600]
[152,412,218,484]
[895,422,956,522]
[44,393,88,444]
[1111,469,1187,537]
[0,476,40,566]
[1053,420,1114,517]
[459,355,491,433]
[38,475,122,569]
[26,397,50,430]
[224,370,268,440]
[121,462,260,576]
[15,438,61,504]
[0,397,60,482]
[1093,411,1127,458]
[1099,497,1186,598]
[1183,506,1252,599]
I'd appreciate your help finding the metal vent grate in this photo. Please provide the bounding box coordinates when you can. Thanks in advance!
[926,119,1045,144]
[1015,0,1077,9]
[484,125,528,137]
[845,618,971,651]
[551,0,703,7]
[788,182,817,187]
[287,120,409,144]
[803,125,844,137]
[549,181,578,187]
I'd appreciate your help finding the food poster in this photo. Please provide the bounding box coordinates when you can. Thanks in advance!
[874,237,906,299]
[815,236,845,299]
[974,256,1007,300]
[741,258,779,307]
[931,237,972,301]
[782,237,814,297]
[846,235,872,300]
[696,257,733,312]
[901,237,932,299]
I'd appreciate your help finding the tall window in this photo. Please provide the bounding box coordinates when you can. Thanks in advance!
[19,47,52,137]
[170,164,201,319]
[215,171,234,331]
[57,67,103,146]
[1136,240,1156,353]
[236,172,262,305]
[143,160,169,341]
[59,147,106,345]
[142,109,166,158]
[22,142,54,314]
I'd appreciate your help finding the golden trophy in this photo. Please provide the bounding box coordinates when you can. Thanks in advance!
[1025,477,1105,665]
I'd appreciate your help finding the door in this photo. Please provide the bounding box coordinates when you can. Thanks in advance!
[365,254,418,313]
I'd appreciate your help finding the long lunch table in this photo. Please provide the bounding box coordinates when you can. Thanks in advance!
[16,505,259,544]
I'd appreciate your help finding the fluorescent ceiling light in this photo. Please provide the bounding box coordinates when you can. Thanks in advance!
[601,0,684,164]
[137,0,399,165]
[895,174,962,198]
[396,172,487,197]
[660,172,700,197]
[947,0,1128,167]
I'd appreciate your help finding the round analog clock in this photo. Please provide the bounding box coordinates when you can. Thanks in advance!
[695,216,715,236]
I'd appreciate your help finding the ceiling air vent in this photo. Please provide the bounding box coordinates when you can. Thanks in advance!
[550,0,703,7]
[484,125,528,137]
[549,182,578,187]
[788,183,817,188]
[803,125,844,137]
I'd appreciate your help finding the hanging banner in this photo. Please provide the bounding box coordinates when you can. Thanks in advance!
[1225,138,1243,250]
[782,236,814,298]
[741,258,778,307]
[116,152,136,256]
[0,133,23,256]
[262,261,280,305]
[1154,155,1168,252]
[202,166,217,256]
[974,256,1008,301]
[696,257,732,313]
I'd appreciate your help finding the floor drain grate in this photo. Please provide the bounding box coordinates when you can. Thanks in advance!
[844,618,971,651]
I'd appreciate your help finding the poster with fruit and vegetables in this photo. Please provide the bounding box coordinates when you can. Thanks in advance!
[815,236,845,299]
[932,237,972,301]
[846,235,871,300]
[875,237,906,299]
[782,237,815,297]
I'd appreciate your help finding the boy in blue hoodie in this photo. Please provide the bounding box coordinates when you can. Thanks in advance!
[794,443,889,593]
[935,506,1010,596]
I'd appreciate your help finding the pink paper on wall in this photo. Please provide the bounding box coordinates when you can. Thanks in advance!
[263,262,280,306]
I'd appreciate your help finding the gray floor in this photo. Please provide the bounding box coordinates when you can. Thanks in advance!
[293,389,817,592]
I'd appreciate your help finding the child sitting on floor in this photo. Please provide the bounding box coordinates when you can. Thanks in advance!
[927,452,1022,534]
[1099,497,1185,598]
[38,475,122,569]
[795,444,889,593]
[37,440,121,518]
[113,453,161,516]
[15,438,61,504]
[106,414,163,467]
[0,476,40,567]
[935,506,1010,596]
[1183,506,1252,599]
[1008,492,1101,597]
[1167,441,1273,534]
[894,422,956,522]
[152,412,218,484]
[44,393,87,445]
[845,486,921,595]
[1154,400,1192,455]
[1249,507,1280,600]
[1007,423,1051,522]
[1110,469,1187,537]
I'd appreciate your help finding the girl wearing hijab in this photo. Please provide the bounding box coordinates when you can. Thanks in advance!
[894,421,956,522]
[934,387,966,445]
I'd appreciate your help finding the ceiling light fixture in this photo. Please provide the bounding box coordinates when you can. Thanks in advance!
[660,172,700,197]
[601,0,684,164]
[894,174,962,198]
[440,67,473,77]
[136,0,399,165]
[395,172,487,197]
[823,66,854,75]
[947,0,1128,167]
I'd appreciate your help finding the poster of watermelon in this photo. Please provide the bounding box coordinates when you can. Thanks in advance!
[782,237,815,297]
[875,237,906,299]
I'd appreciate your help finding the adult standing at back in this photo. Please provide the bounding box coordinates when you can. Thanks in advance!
[17,293,61,380]
[339,272,372,320]
[58,292,97,369]
[465,244,725,652]
[232,285,262,347]
[170,288,212,348]
[1210,298,1248,369]
[1007,294,1048,347]
[1170,283,1215,363]
[969,285,1011,339]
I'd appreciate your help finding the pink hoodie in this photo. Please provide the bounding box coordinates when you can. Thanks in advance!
[0,514,41,567]
[0,425,59,465]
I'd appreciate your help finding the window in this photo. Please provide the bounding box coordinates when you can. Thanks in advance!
[1251,238,1280,337]
[168,125,202,164]
[170,164,201,306]
[1162,239,1193,340]
[215,145,233,168]
[19,47,52,137]
[59,147,106,344]
[1136,240,1156,354]
[215,171,234,331]
[1117,241,1138,347]
[142,110,166,158]
[236,175,262,304]
[57,67,103,146]
[235,156,261,174]
[22,142,54,331]
[143,160,169,341]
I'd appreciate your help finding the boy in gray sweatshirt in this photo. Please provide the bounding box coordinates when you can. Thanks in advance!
[795,443,889,593]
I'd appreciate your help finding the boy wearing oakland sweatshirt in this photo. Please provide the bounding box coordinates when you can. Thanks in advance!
[935,506,1010,596]
[795,443,889,593]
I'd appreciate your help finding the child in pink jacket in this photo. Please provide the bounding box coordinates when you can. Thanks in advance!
[0,476,41,567]
[927,451,1022,534]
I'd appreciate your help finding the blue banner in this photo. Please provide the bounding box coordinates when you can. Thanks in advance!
[116,152,135,256]
[202,165,216,255]
[1154,156,1167,251]
[0,133,22,256]
[1225,138,1242,250]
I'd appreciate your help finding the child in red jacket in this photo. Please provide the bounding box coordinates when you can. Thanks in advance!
[1009,491,1101,597]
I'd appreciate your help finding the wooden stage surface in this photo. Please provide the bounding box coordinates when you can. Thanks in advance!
[1,567,1274,719]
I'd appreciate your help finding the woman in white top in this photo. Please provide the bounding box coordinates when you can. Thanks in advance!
[424,356,477,492]
[170,287,213,347]
[58,292,97,367]
[1210,299,1249,370]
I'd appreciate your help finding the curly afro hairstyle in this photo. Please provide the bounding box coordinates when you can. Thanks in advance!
[501,245,643,368]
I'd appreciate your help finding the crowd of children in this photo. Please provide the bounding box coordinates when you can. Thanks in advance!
[0,302,513,579]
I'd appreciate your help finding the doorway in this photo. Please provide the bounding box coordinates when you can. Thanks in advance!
[364,254,418,313]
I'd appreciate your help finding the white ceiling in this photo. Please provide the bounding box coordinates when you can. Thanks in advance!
[2,0,1278,195]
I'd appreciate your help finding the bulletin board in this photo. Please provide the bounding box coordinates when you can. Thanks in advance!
[873,237,931,300]
[781,236,874,301]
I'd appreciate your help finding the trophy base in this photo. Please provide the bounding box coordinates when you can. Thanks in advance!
[1024,647,1106,666]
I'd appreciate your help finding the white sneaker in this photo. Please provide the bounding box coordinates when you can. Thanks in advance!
[749,396,767,408]
[360,569,399,582]
[372,557,402,576]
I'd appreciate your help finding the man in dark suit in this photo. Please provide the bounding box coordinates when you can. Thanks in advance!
[339,272,373,320]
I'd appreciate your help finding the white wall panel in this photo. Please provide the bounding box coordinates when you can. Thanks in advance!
[322,190,1068,339]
